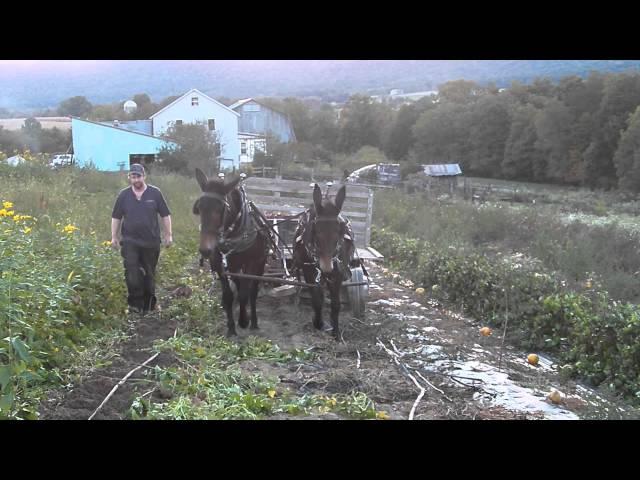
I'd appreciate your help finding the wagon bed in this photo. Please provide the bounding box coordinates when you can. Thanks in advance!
[244,177,384,262]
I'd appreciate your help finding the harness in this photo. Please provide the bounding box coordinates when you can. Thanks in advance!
[201,186,261,260]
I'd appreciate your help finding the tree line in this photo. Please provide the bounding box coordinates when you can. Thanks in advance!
[10,70,640,191]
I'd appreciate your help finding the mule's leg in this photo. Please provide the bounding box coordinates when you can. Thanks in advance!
[249,250,266,330]
[302,265,324,330]
[329,275,342,340]
[249,279,260,330]
[237,277,250,329]
[219,275,236,337]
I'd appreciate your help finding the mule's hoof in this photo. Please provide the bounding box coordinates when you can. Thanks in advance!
[250,325,259,331]
[238,320,249,329]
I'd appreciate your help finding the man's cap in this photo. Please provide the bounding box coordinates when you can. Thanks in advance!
[129,164,145,176]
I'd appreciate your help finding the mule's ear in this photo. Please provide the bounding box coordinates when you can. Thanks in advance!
[334,185,346,212]
[224,175,242,194]
[313,183,322,212]
[195,168,208,191]
[192,199,200,215]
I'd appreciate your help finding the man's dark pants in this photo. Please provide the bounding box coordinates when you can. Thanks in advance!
[121,241,160,313]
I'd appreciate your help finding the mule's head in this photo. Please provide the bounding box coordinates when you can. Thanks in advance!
[193,168,242,257]
[311,183,346,274]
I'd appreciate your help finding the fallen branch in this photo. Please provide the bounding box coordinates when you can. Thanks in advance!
[140,388,157,399]
[416,371,453,403]
[356,349,361,369]
[88,352,160,420]
[409,384,426,421]
[376,338,425,420]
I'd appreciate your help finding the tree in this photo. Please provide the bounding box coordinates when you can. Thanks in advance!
[467,95,511,177]
[614,105,640,191]
[384,104,421,161]
[584,73,640,189]
[437,79,482,104]
[57,96,93,117]
[131,93,157,120]
[337,95,391,153]
[308,105,339,152]
[157,123,221,175]
[534,98,575,183]
[502,105,540,181]
[22,117,42,135]
[412,102,472,169]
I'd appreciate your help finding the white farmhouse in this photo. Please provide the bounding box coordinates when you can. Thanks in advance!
[150,88,241,170]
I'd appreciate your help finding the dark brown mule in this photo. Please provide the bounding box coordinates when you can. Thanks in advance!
[292,184,355,340]
[193,169,269,337]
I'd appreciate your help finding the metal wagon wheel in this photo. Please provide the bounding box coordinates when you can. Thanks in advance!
[347,266,367,319]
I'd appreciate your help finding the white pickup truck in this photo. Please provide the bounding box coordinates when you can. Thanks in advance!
[49,153,75,168]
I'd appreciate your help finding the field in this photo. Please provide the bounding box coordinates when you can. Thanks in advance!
[1,164,638,419]
[0,117,72,131]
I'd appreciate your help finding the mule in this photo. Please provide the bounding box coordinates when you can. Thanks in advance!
[193,168,269,337]
[292,183,355,339]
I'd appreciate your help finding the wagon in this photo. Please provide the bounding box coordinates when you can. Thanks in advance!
[232,176,384,318]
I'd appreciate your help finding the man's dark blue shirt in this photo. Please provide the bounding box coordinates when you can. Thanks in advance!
[112,185,171,247]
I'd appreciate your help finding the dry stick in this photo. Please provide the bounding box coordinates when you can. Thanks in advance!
[376,339,425,420]
[498,289,509,372]
[356,349,361,369]
[140,388,157,399]
[88,352,160,420]
[416,371,453,403]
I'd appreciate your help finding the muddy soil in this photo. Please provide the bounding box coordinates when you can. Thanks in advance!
[40,262,640,420]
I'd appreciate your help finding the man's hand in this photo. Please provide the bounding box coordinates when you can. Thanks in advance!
[163,234,173,248]
[111,237,120,249]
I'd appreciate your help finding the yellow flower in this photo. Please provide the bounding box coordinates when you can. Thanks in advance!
[2,201,13,209]
[326,397,337,407]
[101,240,112,247]
[63,224,79,234]
[267,389,277,399]
[0,208,8,217]
[23,227,32,234]
[376,411,390,420]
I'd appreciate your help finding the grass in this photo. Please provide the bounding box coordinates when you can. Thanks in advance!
[1,162,383,420]
[373,188,640,303]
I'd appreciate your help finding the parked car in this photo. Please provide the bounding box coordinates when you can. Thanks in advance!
[49,153,75,168]
[347,163,401,185]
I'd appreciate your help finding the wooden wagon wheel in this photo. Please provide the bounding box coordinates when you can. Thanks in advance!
[347,266,367,319]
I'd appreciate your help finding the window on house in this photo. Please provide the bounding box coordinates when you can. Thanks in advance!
[175,120,183,126]
[241,142,247,155]
[191,97,199,106]
[208,119,215,131]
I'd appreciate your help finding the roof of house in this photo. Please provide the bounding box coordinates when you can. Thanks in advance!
[229,97,288,116]
[71,117,178,145]
[150,88,240,119]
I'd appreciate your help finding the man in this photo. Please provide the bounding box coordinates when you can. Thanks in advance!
[111,163,173,314]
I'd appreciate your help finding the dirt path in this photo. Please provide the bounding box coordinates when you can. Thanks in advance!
[39,261,640,420]
[240,262,640,420]
[39,309,179,420]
